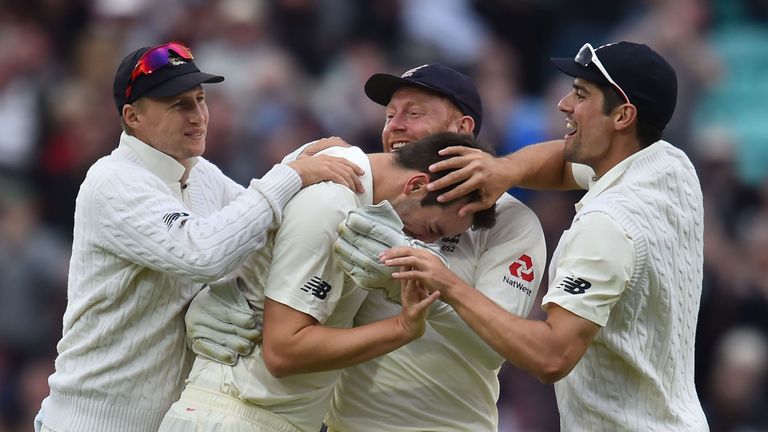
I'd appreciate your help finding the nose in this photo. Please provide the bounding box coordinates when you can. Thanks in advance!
[557,91,574,113]
[189,101,207,124]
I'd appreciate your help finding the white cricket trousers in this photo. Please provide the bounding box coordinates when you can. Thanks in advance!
[158,385,301,432]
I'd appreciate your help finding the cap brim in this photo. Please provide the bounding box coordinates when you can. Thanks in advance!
[364,73,448,106]
[550,57,607,85]
[143,71,224,98]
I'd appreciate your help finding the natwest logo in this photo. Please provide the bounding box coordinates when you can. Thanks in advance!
[509,254,534,283]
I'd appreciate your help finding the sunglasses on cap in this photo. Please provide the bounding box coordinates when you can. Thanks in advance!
[574,43,630,104]
[125,41,194,99]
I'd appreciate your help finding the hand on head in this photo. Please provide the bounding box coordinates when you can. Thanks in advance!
[427,146,514,216]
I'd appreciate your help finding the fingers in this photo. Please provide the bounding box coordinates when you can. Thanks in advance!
[335,236,391,272]
[191,339,238,366]
[334,240,383,279]
[290,155,365,192]
[320,156,365,193]
[226,333,257,356]
[351,172,364,193]
[346,201,403,232]
[384,257,421,275]
[227,312,258,329]
[428,146,482,176]
[343,221,403,249]
[435,145,479,160]
[300,136,353,159]
[328,156,365,178]
[234,325,263,344]
[434,176,482,204]
[457,200,488,218]
[420,290,441,307]
[378,245,431,262]
[426,167,474,195]
[401,281,440,317]
[342,214,405,247]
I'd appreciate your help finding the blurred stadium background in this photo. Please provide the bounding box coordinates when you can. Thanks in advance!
[1,0,767,430]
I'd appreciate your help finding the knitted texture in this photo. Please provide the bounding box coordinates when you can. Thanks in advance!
[43,134,300,432]
[556,142,708,431]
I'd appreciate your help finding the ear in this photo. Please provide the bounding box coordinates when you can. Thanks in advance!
[122,103,141,129]
[613,104,637,132]
[456,115,475,135]
[403,173,430,198]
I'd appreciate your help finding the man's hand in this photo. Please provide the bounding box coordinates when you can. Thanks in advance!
[397,279,441,340]
[426,146,517,216]
[186,277,263,366]
[379,245,467,304]
[297,136,352,160]
[288,154,365,193]
[334,201,447,303]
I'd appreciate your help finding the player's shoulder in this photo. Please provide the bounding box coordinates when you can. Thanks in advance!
[462,192,544,248]
[82,151,158,194]
[492,193,541,227]
[285,180,358,224]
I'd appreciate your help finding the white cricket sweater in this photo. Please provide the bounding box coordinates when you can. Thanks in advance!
[549,141,708,430]
[42,133,301,432]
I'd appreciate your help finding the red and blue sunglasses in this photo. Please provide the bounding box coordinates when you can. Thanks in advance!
[125,41,194,99]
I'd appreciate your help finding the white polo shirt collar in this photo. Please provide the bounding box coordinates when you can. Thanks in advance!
[575,140,667,212]
[118,132,197,185]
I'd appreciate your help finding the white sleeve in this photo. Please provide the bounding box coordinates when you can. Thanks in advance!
[542,211,635,326]
[90,163,301,283]
[264,182,358,323]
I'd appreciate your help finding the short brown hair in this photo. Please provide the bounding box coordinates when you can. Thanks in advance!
[393,131,497,230]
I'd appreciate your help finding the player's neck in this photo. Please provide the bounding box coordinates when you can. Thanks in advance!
[368,153,408,204]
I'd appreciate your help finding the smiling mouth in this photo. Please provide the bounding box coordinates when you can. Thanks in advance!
[390,141,409,151]
[565,120,577,137]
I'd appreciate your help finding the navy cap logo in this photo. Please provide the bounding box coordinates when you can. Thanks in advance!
[401,64,428,78]
[169,57,187,66]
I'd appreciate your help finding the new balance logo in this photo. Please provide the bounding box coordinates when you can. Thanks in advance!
[560,276,592,295]
[301,276,332,300]
[163,212,189,229]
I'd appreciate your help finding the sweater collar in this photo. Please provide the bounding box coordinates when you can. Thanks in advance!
[575,140,669,212]
[118,132,197,185]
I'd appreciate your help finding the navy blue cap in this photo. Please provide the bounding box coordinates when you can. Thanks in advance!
[364,64,483,136]
[551,42,677,130]
[113,44,224,114]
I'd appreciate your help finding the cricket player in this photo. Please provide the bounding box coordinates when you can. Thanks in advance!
[299,64,548,430]
[188,63,547,430]
[159,132,498,431]
[36,41,363,432]
[385,42,709,430]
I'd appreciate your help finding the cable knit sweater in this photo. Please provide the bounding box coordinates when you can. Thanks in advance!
[548,141,708,431]
[41,133,301,432]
